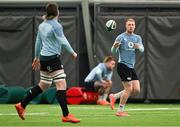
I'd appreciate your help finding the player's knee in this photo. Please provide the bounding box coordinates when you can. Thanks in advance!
[125,85,133,94]
[39,83,50,92]
[133,89,140,96]
[55,80,67,90]
[123,82,133,93]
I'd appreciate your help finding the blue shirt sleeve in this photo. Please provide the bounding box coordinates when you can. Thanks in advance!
[35,31,42,58]
[84,70,94,82]
[53,24,75,54]
[107,72,113,80]
[85,63,104,83]
[95,66,103,82]
[115,34,123,42]
[61,35,75,54]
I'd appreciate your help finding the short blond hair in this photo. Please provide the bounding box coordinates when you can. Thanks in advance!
[103,56,116,63]
[125,18,135,23]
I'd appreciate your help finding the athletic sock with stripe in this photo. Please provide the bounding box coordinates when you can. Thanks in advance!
[117,104,125,112]
[21,85,42,109]
[56,90,69,117]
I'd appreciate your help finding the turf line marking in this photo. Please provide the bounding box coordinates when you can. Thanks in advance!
[1,108,180,117]
[127,107,180,111]
[51,106,180,111]
[3,126,180,127]
[0,112,49,116]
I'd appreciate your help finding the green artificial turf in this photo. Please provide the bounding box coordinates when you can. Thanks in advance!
[0,104,180,126]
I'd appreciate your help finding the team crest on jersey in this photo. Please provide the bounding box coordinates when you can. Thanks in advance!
[128,42,134,48]
[127,77,132,80]
[47,66,52,72]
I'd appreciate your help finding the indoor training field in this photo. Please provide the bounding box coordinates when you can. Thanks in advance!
[1,0,180,127]
[1,104,180,126]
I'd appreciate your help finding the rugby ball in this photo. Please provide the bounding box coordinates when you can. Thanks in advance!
[105,20,116,32]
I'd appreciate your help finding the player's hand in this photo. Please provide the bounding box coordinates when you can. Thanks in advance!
[32,58,40,71]
[71,52,77,60]
[102,80,109,88]
[106,80,112,86]
[113,41,121,48]
[102,84,108,88]
[42,15,46,20]
[133,43,140,49]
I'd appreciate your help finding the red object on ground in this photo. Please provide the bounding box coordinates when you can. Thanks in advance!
[66,87,98,105]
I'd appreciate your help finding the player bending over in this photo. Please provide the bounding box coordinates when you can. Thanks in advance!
[15,3,80,123]
[85,56,116,105]
[109,18,144,117]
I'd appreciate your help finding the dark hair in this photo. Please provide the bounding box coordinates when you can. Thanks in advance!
[103,56,116,63]
[46,3,58,20]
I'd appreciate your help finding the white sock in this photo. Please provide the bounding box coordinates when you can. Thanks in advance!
[98,95,103,101]
[117,104,125,112]
[114,90,124,100]
[102,94,108,101]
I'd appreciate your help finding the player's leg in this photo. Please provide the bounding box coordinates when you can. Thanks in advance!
[109,90,124,110]
[113,63,132,115]
[131,80,140,96]
[102,81,112,100]
[103,82,112,100]
[15,71,52,120]
[131,70,140,96]
[94,81,109,105]
[112,90,125,100]
[94,81,104,103]
[53,69,80,123]
[21,82,51,108]
[101,81,112,104]
[96,87,106,104]
[116,81,132,116]
[21,71,52,108]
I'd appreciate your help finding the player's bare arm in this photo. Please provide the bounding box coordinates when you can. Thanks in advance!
[112,41,121,48]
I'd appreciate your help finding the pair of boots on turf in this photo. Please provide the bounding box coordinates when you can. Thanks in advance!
[15,85,80,123]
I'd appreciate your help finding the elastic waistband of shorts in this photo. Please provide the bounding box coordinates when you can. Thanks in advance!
[118,63,134,69]
[40,54,60,61]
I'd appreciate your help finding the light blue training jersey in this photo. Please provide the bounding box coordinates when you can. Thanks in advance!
[35,19,75,58]
[84,63,113,83]
[111,32,144,68]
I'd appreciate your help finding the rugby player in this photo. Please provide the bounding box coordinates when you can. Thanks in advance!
[85,56,116,105]
[110,18,144,117]
[15,3,80,123]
